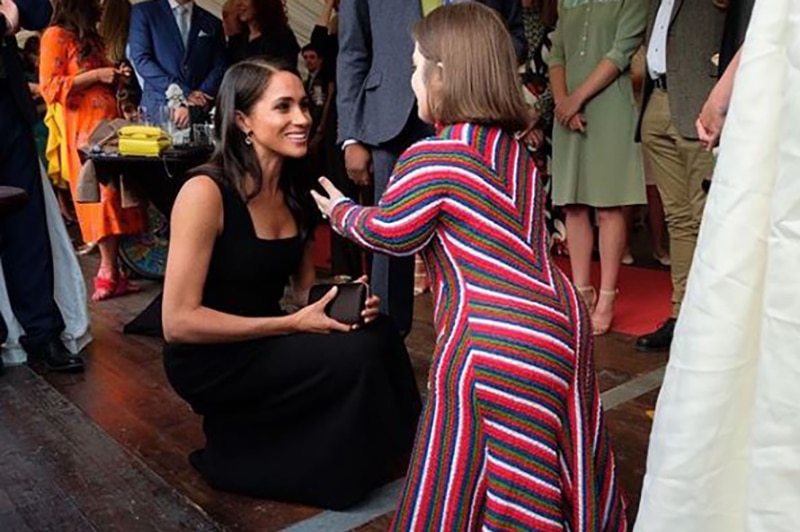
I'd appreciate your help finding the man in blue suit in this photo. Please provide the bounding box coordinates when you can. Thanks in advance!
[0,0,84,373]
[337,0,525,336]
[128,0,226,126]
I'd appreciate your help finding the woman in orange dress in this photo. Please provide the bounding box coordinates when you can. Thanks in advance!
[39,0,145,301]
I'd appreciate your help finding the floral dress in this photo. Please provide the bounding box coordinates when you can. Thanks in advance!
[521,5,559,247]
[40,26,144,244]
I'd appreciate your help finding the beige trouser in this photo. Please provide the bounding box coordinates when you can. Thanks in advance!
[641,89,714,318]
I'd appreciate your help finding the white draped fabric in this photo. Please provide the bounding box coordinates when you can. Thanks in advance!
[0,164,92,365]
[635,0,800,530]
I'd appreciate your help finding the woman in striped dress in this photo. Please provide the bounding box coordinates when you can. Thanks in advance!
[312,4,625,530]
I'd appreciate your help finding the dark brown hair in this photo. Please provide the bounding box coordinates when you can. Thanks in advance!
[51,0,104,62]
[252,0,290,34]
[412,3,529,132]
[190,59,317,241]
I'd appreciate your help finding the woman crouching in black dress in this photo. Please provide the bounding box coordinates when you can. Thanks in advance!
[161,59,421,510]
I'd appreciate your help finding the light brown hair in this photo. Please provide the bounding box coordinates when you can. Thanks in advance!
[412,3,528,132]
[98,0,132,64]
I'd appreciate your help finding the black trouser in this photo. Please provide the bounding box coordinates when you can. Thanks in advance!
[369,117,432,336]
[0,82,63,350]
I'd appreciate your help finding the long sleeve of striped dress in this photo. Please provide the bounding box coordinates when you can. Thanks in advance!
[329,124,626,532]
[329,140,451,257]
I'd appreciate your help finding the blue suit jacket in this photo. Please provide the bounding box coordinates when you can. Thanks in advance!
[1,0,52,125]
[128,0,226,116]
[337,0,525,147]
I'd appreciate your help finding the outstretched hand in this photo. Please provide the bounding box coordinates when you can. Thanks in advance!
[292,286,352,333]
[310,176,346,220]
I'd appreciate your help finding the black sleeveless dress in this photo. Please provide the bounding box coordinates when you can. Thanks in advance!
[162,180,421,509]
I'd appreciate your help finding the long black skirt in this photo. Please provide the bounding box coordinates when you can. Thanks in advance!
[163,317,421,510]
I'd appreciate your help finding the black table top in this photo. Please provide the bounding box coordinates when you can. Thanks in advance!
[81,146,214,167]
[79,146,214,216]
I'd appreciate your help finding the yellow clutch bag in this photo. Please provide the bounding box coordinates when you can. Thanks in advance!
[118,125,172,157]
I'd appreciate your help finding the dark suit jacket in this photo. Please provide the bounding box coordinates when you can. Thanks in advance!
[128,0,226,114]
[0,0,52,126]
[720,0,753,73]
[639,0,727,140]
[337,0,525,147]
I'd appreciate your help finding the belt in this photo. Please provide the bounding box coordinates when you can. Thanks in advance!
[652,75,667,90]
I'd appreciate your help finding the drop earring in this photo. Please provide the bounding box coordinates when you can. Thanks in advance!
[245,132,253,145]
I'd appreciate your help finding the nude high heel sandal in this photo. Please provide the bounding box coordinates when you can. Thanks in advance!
[592,289,618,336]
[576,285,597,314]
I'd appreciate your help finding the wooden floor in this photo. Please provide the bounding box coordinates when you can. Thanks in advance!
[0,247,669,531]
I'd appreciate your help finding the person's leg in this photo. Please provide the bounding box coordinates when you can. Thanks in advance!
[92,235,117,301]
[0,100,62,349]
[675,135,714,312]
[328,146,364,279]
[642,90,692,318]
[644,153,670,263]
[98,235,118,275]
[0,96,80,371]
[637,89,689,350]
[647,184,670,262]
[563,205,596,311]
[621,205,635,265]
[370,147,415,336]
[594,207,626,334]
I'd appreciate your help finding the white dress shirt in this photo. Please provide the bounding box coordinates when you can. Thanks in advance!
[646,0,674,80]
[168,0,194,18]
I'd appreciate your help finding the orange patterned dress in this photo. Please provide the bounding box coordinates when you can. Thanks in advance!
[39,26,144,244]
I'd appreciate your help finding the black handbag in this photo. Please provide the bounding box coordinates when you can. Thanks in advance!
[308,282,369,326]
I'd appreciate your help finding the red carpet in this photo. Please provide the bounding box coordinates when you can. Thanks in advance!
[313,225,670,337]
[553,256,672,336]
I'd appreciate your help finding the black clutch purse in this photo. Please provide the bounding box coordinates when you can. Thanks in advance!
[308,282,369,325]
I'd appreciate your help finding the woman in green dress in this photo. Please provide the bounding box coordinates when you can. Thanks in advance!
[548,0,647,335]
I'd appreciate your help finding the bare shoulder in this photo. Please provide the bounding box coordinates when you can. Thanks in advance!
[172,175,224,233]
[176,175,222,205]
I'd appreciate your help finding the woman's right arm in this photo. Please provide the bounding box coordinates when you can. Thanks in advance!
[547,5,570,116]
[39,27,116,105]
[162,177,347,343]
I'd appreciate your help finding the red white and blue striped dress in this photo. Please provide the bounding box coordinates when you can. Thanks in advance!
[329,124,626,531]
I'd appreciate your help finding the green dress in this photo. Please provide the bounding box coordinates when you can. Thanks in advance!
[549,0,647,207]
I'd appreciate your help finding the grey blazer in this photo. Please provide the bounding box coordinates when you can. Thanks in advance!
[337,0,525,147]
[639,0,727,140]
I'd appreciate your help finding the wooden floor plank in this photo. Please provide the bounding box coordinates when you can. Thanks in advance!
[9,248,668,530]
[0,366,221,531]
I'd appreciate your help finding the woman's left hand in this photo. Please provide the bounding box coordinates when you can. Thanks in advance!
[354,275,380,326]
[310,176,345,219]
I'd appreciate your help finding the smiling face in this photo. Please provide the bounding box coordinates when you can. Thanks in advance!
[237,71,312,159]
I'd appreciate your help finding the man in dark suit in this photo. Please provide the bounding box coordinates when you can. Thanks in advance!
[0,0,84,373]
[635,0,728,351]
[128,0,226,126]
[337,0,525,336]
